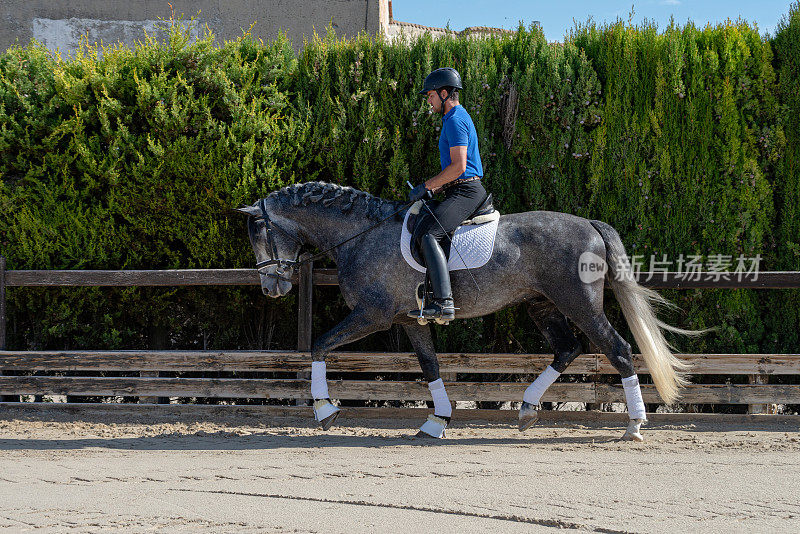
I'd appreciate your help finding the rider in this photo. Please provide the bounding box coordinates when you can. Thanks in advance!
[409,67,487,322]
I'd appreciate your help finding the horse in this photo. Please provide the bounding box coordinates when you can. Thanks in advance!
[237,181,693,441]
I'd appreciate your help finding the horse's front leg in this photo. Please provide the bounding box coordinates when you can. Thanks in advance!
[310,307,388,430]
[519,301,583,431]
[403,324,451,439]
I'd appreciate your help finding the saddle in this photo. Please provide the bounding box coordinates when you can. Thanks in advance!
[407,194,498,265]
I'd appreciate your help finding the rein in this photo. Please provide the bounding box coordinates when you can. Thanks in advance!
[252,197,415,279]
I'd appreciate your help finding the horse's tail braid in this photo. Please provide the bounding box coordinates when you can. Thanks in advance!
[590,220,699,405]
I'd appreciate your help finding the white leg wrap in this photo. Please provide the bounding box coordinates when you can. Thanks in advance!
[622,375,647,421]
[523,365,561,405]
[428,378,452,418]
[311,361,329,400]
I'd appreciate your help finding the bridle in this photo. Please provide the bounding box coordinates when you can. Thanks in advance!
[249,196,416,283]
[251,198,303,282]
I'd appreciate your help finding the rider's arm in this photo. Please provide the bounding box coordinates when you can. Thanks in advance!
[426,145,467,192]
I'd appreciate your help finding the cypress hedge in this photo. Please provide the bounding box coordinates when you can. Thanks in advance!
[1,7,798,360]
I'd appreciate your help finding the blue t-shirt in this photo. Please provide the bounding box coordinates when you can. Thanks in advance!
[439,105,483,180]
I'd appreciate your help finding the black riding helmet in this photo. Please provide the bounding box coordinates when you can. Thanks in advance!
[419,67,463,95]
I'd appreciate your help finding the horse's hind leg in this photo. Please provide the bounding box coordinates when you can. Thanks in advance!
[518,300,583,431]
[565,310,647,442]
[403,324,451,439]
[527,299,584,373]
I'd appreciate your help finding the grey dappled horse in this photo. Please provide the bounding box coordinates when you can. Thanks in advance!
[238,182,692,441]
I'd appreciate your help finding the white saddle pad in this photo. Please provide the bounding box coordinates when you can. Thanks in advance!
[400,207,500,273]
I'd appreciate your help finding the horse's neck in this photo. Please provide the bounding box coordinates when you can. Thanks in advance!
[293,209,373,262]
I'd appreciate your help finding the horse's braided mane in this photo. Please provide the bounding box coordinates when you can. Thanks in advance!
[268,182,406,221]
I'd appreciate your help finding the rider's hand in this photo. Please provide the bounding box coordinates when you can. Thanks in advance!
[409,183,431,202]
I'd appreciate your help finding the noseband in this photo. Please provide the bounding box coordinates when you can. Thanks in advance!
[251,198,303,282]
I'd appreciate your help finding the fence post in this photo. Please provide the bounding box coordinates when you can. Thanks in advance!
[140,324,168,404]
[748,374,769,414]
[0,256,5,351]
[0,256,16,402]
[296,255,314,406]
[585,344,601,411]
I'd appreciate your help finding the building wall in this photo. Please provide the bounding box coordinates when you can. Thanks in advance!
[0,0,382,54]
[0,0,516,57]
[385,20,520,42]
[385,20,454,41]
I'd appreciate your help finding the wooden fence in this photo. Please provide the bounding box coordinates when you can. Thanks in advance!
[1,256,799,415]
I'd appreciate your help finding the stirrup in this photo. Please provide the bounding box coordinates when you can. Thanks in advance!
[407,283,455,325]
[407,282,430,324]
[407,307,430,325]
[422,299,455,324]
[407,302,455,325]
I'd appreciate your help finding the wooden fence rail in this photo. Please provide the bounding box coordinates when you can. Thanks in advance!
[0,351,798,406]
[1,257,799,414]
[3,268,800,288]
[0,351,798,375]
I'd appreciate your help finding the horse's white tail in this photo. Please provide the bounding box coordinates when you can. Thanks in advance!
[590,221,701,405]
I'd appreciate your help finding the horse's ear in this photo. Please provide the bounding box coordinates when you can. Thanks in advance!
[235,205,261,217]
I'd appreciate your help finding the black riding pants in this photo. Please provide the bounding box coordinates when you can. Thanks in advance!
[414,179,487,258]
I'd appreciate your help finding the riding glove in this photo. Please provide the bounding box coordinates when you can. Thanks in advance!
[409,183,432,202]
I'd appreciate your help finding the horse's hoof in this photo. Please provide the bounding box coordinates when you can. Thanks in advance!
[313,399,341,431]
[518,401,539,432]
[622,430,644,442]
[417,317,429,326]
[417,414,448,438]
[621,418,645,442]
[320,410,340,431]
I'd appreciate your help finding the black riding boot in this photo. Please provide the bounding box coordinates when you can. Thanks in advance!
[420,234,455,321]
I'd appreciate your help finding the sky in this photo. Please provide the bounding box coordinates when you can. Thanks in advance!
[390,0,795,41]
